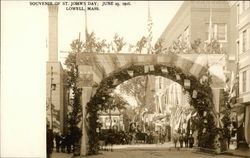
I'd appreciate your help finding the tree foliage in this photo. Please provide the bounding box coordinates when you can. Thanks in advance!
[119,76,147,107]
[111,33,126,53]
[64,38,82,135]
[135,36,147,53]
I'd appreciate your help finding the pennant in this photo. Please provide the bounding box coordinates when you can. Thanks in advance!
[161,67,168,73]
[192,90,197,98]
[149,65,154,71]
[203,111,207,117]
[112,78,119,86]
[204,119,208,123]
[127,70,134,77]
[184,79,191,89]
[202,128,206,133]
[176,74,181,80]
[200,78,203,84]
[144,65,149,73]
[202,75,208,82]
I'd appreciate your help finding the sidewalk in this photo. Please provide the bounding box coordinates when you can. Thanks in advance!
[51,151,73,158]
[222,148,250,158]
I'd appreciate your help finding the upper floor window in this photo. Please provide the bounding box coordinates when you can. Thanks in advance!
[206,23,227,42]
[243,30,247,53]
[242,1,250,12]
[243,1,246,10]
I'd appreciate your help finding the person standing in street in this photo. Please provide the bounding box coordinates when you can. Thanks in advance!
[189,135,194,148]
[65,133,72,154]
[179,134,184,148]
[184,133,189,147]
[46,124,54,158]
[61,134,66,153]
[173,134,178,148]
[55,132,61,152]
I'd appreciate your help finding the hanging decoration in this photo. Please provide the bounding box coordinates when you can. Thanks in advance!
[192,90,198,98]
[112,78,119,86]
[203,111,207,116]
[203,128,206,133]
[176,74,181,80]
[184,79,191,89]
[161,67,168,73]
[127,70,134,77]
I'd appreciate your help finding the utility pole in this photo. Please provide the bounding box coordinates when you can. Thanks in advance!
[84,2,88,43]
[50,66,56,130]
[50,66,54,130]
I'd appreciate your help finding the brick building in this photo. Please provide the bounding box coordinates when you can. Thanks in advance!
[158,1,250,147]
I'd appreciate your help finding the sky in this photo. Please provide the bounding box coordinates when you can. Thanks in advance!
[1,1,182,157]
[58,1,182,62]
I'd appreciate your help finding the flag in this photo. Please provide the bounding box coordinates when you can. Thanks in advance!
[147,1,153,54]
[230,71,237,99]
[208,6,214,42]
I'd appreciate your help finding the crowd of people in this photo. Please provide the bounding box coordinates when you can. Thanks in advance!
[172,133,194,148]
[47,125,79,158]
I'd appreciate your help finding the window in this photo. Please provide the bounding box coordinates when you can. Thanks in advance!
[206,23,227,41]
[242,71,247,92]
[243,30,247,53]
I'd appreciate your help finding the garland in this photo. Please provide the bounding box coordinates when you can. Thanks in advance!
[86,64,218,154]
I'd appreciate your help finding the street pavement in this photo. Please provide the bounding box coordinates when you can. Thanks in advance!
[51,143,250,158]
[51,151,73,158]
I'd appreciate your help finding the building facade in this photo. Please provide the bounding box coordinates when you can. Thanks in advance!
[98,109,124,131]
[229,1,250,147]
[158,1,250,147]
[46,5,67,134]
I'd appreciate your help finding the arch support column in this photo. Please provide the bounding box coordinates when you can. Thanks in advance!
[78,65,94,156]
[80,87,92,156]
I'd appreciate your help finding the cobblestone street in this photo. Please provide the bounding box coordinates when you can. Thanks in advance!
[51,143,250,158]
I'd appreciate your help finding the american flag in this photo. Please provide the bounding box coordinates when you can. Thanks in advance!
[147,1,153,54]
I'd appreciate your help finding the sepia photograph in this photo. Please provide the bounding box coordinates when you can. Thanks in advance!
[1,1,250,158]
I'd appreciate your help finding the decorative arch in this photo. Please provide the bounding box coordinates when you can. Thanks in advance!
[86,63,218,154]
